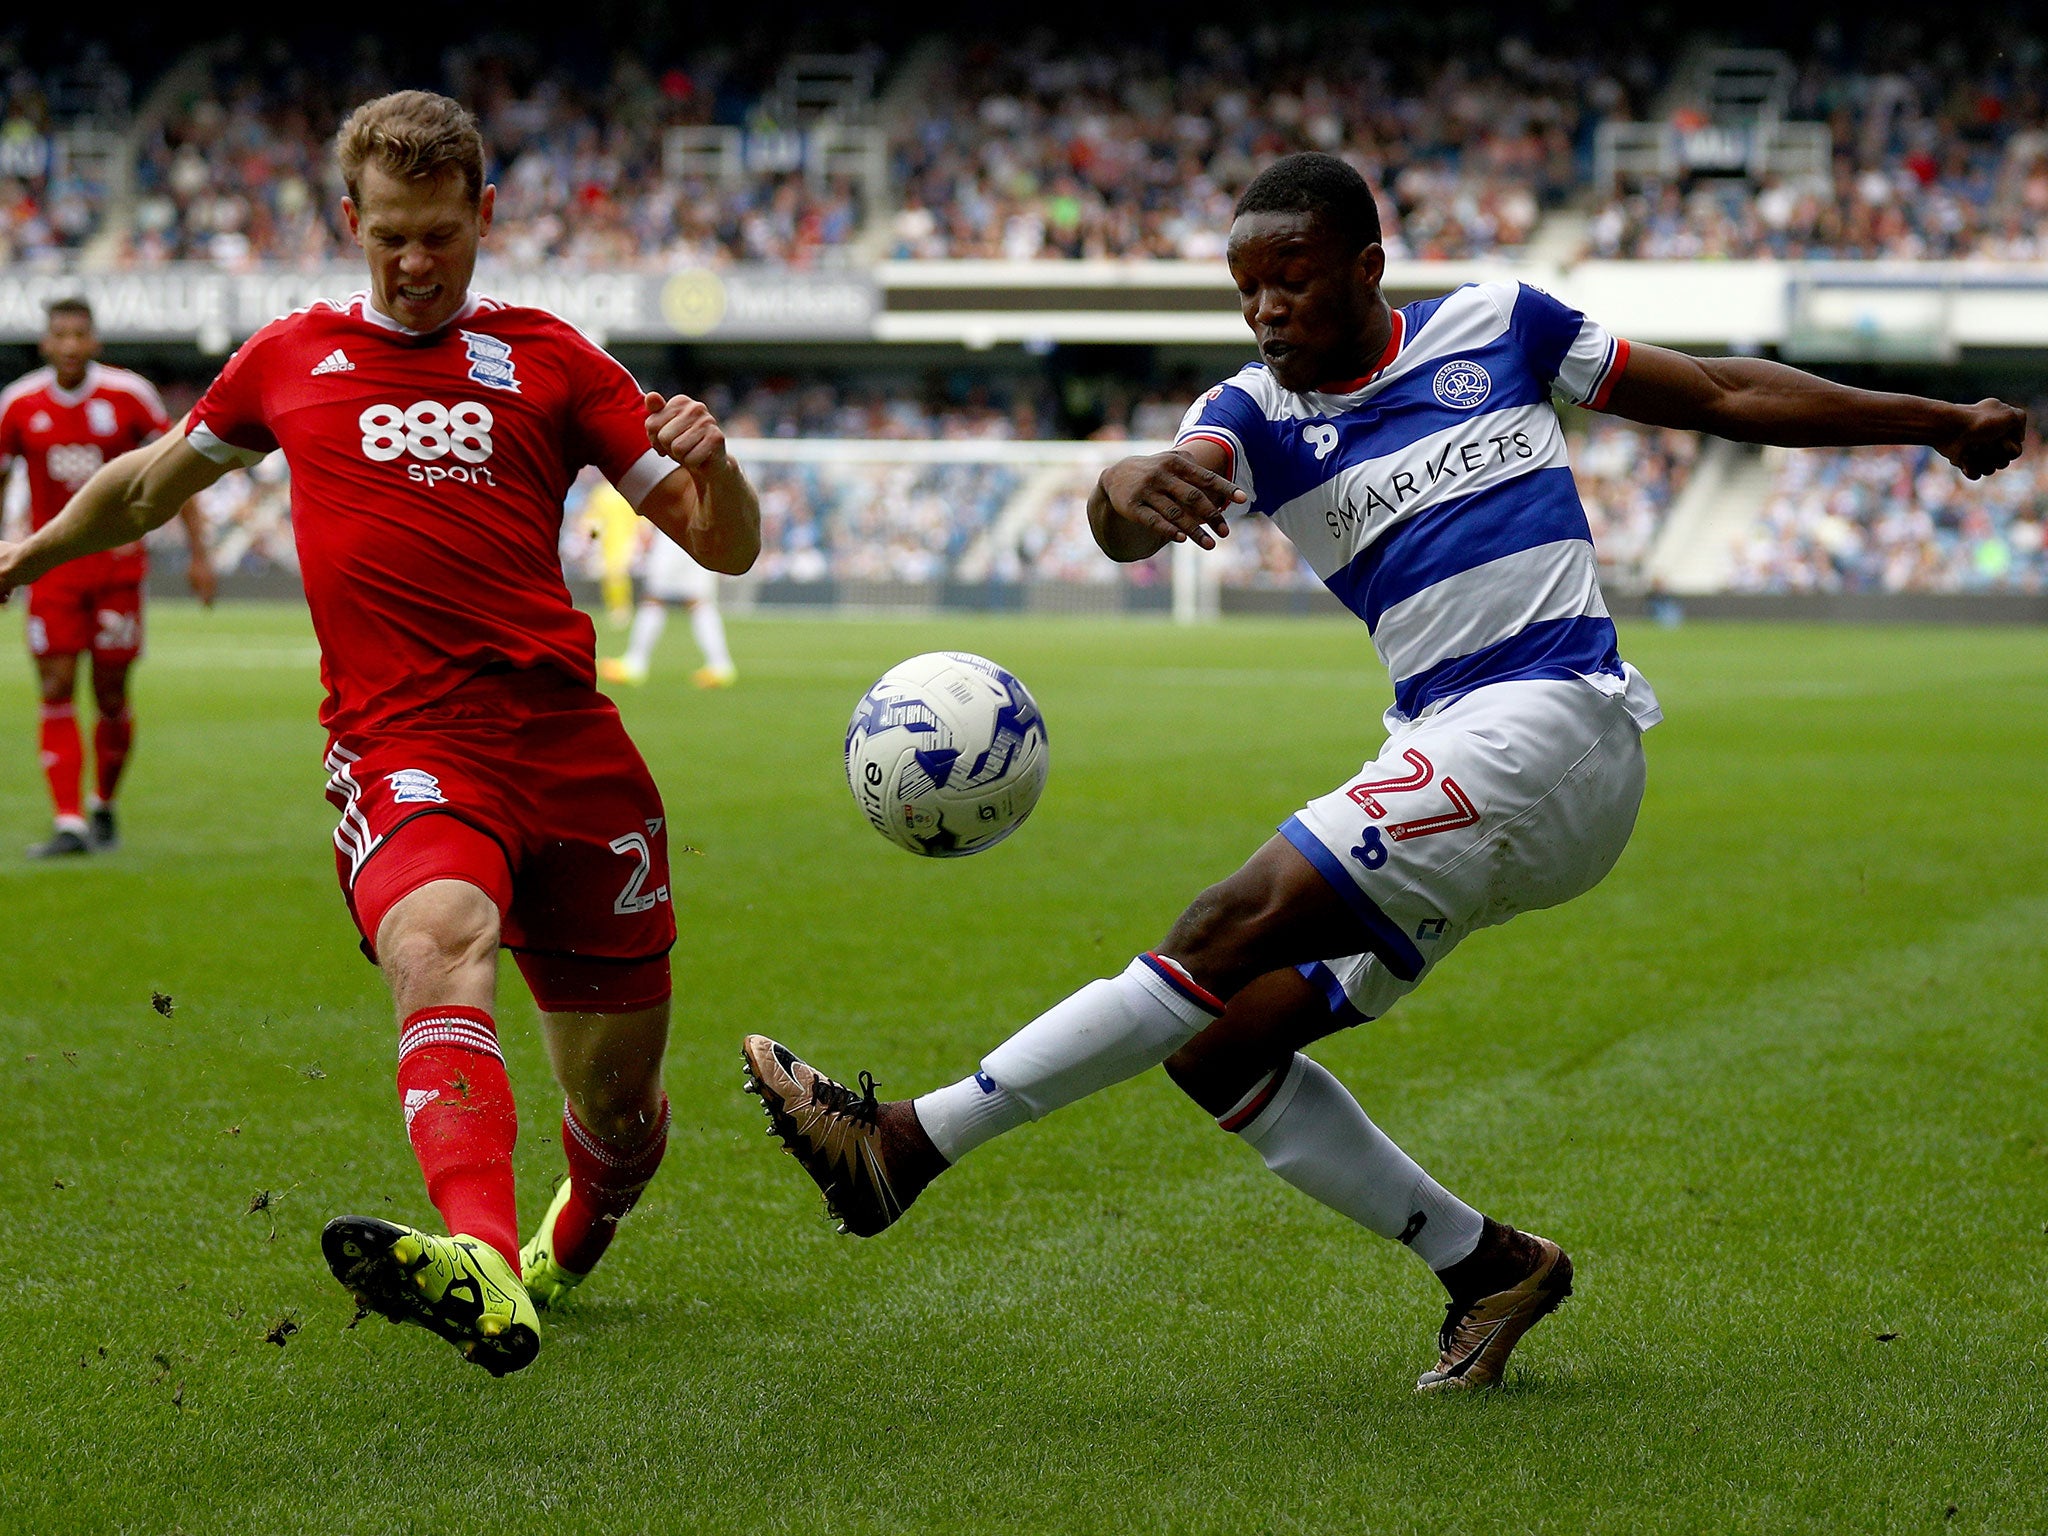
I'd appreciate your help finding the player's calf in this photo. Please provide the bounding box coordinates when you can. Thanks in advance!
[395,1006,523,1268]
[522,1096,670,1308]
[32,699,88,855]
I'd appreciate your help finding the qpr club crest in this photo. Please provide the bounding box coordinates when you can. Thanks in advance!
[461,330,519,393]
[1431,359,1491,409]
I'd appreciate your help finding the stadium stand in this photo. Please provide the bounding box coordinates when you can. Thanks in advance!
[119,38,873,268]
[1574,420,1701,585]
[889,31,1637,260]
[1589,29,2048,260]
[1730,428,2048,593]
[0,39,129,265]
[9,24,2037,268]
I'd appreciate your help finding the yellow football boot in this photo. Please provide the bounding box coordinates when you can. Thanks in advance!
[321,1216,540,1376]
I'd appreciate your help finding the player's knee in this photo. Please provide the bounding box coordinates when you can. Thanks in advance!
[1162,877,1282,993]
[92,674,129,716]
[376,882,500,990]
[569,1076,664,1146]
[37,660,76,704]
[1164,966,1327,1118]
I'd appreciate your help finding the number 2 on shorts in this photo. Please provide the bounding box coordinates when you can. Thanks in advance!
[608,832,660,915]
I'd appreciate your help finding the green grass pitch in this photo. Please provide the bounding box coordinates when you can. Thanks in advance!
[2,602,2045,1534]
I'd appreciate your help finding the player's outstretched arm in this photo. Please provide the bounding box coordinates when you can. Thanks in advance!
[0,425,231,600]
[640,391,761,575]
[1603,345,2027,480]
[1089,438,1247,562]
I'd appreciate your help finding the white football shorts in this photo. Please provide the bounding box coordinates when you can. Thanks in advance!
[1282,669,1657,1022]
[645,531,718,602]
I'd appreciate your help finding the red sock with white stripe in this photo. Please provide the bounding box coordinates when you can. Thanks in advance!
[39,702,85,829]
[549,1097,671,1276]
[93,707,134,804]
[396,1006,521,1270]
[913,953,1224,1162]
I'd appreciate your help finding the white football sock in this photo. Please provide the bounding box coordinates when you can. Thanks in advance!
[1231,1055,1484,1271]
[623,601,667,669]
[914,954,1222,1163]
[910,1071,1030,1163]
[688,600,732,672]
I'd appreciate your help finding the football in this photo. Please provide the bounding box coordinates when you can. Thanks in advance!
[844,652,1050,857]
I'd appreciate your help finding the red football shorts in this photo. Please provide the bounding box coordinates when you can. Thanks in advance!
[26,556,144,664]
[327,669,675,1013]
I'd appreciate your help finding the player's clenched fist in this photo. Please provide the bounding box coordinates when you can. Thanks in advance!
[645,391,730,477]
[1936,399,2029,481]
[1099,450,1246,550]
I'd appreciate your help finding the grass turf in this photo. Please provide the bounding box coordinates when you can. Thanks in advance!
[1,603,2044,1534]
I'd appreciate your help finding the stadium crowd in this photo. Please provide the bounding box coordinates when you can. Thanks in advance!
[1589,32,2048,260]
[10,22,2045,269]
[0,40,128,266]
[119,38,870,269]
[1731,429,2048,593]
[887,30,1633,260]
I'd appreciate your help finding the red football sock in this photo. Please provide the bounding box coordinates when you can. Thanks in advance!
[551,1096,670,1276]
[396,1006,521,1270]
[39,702,84,823]
[93,708,134,804]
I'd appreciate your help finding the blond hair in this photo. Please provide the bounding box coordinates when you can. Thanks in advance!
[335,90,485,205]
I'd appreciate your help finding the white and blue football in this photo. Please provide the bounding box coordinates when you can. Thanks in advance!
[845,652,1049,857]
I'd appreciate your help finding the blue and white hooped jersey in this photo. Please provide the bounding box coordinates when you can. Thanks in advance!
[1177,281,1658,726]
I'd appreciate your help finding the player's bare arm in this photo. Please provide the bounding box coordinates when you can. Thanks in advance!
[1603,345,2027,480]
[639,391,761,576]
[1088,438,1246,560]
[0,425,230,599]
[177,499,217,606]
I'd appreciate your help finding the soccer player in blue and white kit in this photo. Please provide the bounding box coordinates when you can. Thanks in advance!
[744,153,2027,1390]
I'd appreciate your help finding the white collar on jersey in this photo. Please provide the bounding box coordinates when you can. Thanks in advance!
[351,291,486,337]
[42,362,105,407]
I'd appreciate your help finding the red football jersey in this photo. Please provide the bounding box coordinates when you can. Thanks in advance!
[0,362,172,582]
[187,292,676,735]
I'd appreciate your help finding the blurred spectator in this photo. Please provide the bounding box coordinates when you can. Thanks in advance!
[1590,31,2048,261]
[1572,420,1699,583]
[119,38,869,269]
[1732,431,2048,592]
[144,446,295,573]
[892,29,1637,260]
[0,39,127,265]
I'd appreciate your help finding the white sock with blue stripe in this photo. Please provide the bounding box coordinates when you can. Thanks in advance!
[914,953,1223,1163]
[1228,1054,1484,1271]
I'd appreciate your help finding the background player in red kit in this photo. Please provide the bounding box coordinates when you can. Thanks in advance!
[0,91,760,1375]
[0,298,217,858]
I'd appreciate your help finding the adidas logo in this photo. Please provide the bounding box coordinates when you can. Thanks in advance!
[402,1087,438,1128]
[311,349,355,376]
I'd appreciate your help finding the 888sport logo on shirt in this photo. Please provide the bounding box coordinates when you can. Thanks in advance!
[358,401,499,487]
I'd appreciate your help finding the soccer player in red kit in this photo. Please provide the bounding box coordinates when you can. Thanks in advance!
[0,297,217,858]
[0,92,761,1376]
